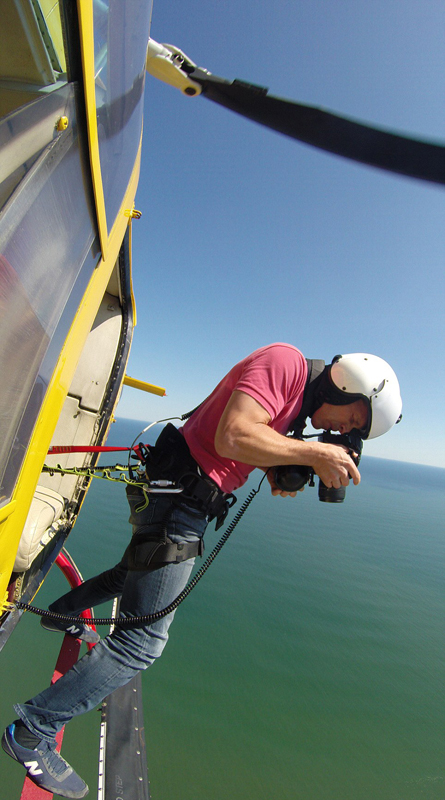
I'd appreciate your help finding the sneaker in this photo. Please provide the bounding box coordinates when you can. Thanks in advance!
[2,723,89,798]
[40,615,100,644]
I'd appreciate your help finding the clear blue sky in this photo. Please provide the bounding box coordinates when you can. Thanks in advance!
[117,0,445,468]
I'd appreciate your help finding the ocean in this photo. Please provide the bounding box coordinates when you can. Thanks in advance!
[1,417,444,800]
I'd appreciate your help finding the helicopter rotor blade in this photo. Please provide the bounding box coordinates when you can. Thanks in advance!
[188,68,445,186]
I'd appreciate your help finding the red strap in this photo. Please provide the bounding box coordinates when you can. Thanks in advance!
[48,445,130,454]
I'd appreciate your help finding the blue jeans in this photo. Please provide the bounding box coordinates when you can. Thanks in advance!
[15,494,208,742]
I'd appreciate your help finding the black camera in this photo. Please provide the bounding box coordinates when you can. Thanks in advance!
[273,430,363,503]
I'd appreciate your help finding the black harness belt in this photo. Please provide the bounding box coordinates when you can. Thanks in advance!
[125,529,204,572]
[125,424,237,571]
[144,423,236,530]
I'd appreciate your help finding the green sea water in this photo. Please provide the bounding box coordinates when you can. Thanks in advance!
[1,418,444,800]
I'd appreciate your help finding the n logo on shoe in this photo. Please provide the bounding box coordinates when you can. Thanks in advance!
[66,625,80,635]
[24,760,43,776]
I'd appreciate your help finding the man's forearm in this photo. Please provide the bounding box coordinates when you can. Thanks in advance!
[214,390,360,487]
[216,419,321,468]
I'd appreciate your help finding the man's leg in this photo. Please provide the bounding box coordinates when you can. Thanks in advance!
[40,557,129,642]
[12,497,207,741]
[49,560,129,617]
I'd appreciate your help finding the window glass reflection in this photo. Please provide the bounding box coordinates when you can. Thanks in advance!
[0,85,98,503]
[93,0,152,231]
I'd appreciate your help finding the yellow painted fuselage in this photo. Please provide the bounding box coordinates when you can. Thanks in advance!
[0,1,153,617]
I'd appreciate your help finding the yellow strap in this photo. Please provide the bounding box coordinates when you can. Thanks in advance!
[42,463,147,489]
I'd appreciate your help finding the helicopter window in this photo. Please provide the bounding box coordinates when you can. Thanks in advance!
[93,0,152,232]
[0,1,67,120]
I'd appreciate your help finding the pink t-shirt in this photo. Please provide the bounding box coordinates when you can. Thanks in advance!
[182,344,307,492]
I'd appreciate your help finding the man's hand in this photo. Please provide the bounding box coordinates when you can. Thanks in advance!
[311,444,360,488]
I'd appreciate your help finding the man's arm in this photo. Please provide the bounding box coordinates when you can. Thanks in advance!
[214,390,360,494]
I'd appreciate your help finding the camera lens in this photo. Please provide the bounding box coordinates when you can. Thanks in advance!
[318,481,345,503]
[274,465,310,493]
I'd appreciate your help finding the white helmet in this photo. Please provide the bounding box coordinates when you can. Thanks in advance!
[329,353,402,439]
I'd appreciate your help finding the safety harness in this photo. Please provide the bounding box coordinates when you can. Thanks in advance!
[123,423,237,571]
[124,483,206,571]
[144,423,236,525]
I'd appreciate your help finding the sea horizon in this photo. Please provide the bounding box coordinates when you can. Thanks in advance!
[112,415,445,472]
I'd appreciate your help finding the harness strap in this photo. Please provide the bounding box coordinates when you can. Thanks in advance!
[145,423,236,529]
[288,359,326,436]
[126,532,204,571]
